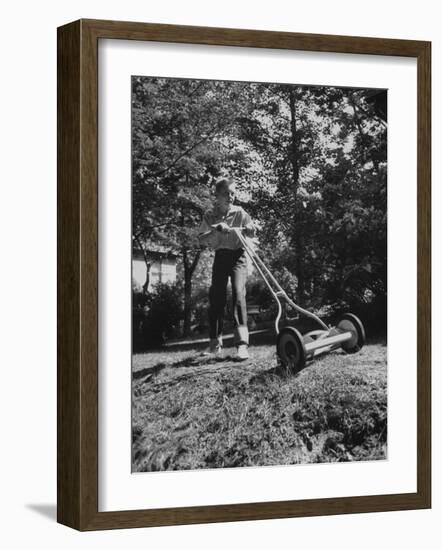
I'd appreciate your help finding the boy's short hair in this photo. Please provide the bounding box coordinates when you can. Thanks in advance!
[215,177,235,195]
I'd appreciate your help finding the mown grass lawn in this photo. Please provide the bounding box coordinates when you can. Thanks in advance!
[132,338,387,471]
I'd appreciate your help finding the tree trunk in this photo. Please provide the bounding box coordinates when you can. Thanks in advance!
[288,88,305,303]
[180,184,203,337]
[349,94,369,165]
[183,277,192,337]
[288,88,299,188]
[134,234,151,294]
[182,247,202,337]
[142,265,151,295]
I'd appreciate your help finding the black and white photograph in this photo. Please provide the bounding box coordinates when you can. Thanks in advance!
[131,76,387,472]
[1,0,436,540]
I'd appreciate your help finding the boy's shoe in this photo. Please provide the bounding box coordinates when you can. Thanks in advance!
[236,344,249,361]
[203,338,223,356]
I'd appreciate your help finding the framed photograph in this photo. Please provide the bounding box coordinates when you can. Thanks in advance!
[57,19,431,530]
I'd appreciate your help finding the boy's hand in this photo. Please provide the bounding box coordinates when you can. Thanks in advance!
[242,223,255,238]
[212,223,231,233]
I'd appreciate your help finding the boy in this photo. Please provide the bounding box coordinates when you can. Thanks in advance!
[198,178,255,360]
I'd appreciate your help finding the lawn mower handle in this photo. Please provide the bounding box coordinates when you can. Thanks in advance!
[232,228,329,334]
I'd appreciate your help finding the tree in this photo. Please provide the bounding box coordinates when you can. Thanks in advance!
[132,76,388,339]
[132,78,256,336]
[240,84,387,321]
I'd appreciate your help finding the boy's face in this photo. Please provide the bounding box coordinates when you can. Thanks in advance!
[215,183,236,208]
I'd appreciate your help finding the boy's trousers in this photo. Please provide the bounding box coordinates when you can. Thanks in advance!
[208,248,248,346]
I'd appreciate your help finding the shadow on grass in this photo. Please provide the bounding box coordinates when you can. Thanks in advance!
[133,354,240,383]
[147,329,276,354]
[132,362,168,380]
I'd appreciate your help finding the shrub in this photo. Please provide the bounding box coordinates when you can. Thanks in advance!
[190,286,210,333]
[323,266,387,336]
[133,282,183,351]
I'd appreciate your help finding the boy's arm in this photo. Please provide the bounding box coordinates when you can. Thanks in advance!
[198,214,216,246]
[242,210,256,238]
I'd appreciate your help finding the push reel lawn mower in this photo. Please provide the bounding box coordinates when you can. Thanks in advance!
[232,228,366,373]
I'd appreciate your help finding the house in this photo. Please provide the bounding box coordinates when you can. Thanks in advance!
[132,247,177,292]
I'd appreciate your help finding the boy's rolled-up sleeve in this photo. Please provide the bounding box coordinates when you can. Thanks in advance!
[198,214,211,236]
[198,213,218,247]
[242,210,256,238]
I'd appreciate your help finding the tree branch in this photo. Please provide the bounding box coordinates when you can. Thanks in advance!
[134,115,240,179]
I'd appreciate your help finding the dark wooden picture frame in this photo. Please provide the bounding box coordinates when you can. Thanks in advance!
[57,19,431,531]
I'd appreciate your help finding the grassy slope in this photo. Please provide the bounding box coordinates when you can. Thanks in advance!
[132,341,387,471]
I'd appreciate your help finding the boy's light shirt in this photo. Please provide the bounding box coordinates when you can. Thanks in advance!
[198,204,255,250]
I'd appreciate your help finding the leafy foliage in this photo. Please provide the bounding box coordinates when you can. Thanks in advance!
[132,78,387,341]
[133,282,183,350]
